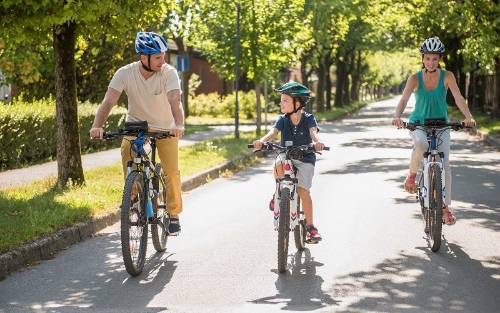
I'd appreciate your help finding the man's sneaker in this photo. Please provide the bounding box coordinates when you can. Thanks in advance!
[306,224,322,244]
[167,217,181,236]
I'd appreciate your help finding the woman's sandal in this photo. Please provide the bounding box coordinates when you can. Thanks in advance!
[442,206,457,225]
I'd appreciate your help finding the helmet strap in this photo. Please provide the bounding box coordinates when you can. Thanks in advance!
[140,55,154,72]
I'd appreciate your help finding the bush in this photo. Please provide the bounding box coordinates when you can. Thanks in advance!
[189,90,264,119]
[0,97,126,171]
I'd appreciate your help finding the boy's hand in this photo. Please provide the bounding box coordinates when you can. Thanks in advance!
[313,142,325,151]
[253,140,264,151]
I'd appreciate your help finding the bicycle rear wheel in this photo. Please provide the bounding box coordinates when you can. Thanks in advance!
[293,196,306,251]
[121,171,148,276]
[428,164,443,252]
[152,165,168,252]
[278,188,290,273]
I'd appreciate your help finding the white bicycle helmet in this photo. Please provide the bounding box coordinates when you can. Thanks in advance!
[420,36,445,54]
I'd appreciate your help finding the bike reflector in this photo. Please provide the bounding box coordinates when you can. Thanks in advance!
[284,163,291,171]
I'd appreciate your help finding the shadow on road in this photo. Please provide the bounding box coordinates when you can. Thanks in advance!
[330,243,499,313]
[249,249,340,311]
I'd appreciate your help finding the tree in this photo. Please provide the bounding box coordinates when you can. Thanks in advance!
[197,0,305,134]
[0,1,165,187]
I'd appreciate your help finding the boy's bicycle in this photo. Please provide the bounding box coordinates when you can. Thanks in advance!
[248,142,329,273]
[103,121,173,276]
[402,119,468,252]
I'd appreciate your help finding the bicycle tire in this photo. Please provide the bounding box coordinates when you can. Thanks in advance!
[121,171,149,276]
[151,165,168,252]
[294,196,306,251]
[278,187,290,273]
[428,164,443,252]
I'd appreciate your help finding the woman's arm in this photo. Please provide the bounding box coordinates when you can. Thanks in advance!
[392,74,417,127]
[446,71,476,127]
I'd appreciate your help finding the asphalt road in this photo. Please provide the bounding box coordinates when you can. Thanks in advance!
[1,96,498,313]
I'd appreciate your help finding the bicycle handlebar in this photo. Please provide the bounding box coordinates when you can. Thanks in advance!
[402,121,471,131]
[103,129,173,140]
[247,142,330,152]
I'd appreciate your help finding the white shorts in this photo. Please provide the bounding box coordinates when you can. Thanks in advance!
[275,155,315,190]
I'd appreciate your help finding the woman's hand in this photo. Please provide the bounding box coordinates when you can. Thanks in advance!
[392,117,404,128]
[463,117,476,128]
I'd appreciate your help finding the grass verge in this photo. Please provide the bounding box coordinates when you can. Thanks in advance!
[448,106,500,137]
[0,132,258,253]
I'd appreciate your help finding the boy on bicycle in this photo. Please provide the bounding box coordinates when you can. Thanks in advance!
[253,81,325,243]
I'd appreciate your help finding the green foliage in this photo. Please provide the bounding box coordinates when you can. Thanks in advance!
[0,98,126,170]
[363,50,420,88]
[196,0,306,82]
[188,90,264,119]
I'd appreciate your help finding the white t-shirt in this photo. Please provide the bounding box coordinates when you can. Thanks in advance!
[109,61,181,130]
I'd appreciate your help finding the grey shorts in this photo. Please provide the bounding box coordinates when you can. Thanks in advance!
[275,154,315,190]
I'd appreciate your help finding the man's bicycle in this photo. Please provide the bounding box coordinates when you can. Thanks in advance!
[248,142,329,273]
[103,121,173,276]
[402,119,468,252]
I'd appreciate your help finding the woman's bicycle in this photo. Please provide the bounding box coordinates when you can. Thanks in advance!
[403,119,468,252]
[248,142,329,273]
[103,121,173,276]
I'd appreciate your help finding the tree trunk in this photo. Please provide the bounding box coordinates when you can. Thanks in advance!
[335,53,347,107]
[53,21,84,187]
[492,57,500,117]
[342,50,354,105]
[325,55,333,110]
[351,50,362,102]
[254,83,262,135]
[316,58,326,113]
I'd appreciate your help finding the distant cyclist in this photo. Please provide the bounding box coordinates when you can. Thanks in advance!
[392,36,476,225]
[90,31,184,235]
[253,81,325,243]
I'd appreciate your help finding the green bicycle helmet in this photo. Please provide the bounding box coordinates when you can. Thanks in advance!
[276,81,311,113]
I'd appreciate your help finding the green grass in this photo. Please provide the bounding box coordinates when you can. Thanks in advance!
[448,106,500,137]
[0,132,258,253]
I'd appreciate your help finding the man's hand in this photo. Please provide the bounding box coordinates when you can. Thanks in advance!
[90,127,104,139]
[313,141,325,152]
[172,127,184,138]
[392,117,404,128]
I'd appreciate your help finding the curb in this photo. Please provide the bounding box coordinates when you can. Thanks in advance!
[0,151,260,279]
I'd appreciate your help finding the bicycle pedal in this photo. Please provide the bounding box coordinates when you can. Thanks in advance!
[157,205,166,209]
[148,217,154,223]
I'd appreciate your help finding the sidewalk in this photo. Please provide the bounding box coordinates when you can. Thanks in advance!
[0,125,257,190]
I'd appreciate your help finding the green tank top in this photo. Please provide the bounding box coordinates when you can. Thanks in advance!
[409,69,448,123]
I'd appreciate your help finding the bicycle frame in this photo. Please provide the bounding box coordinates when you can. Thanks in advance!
[418,127,447,208]
[273,155,301,231]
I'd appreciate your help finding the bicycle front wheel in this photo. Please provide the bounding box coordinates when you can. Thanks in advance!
[121,171,148,276]
[278,188,290,273]
[428,164,443,252]
[293,196,306,251]
[151,165,168,252]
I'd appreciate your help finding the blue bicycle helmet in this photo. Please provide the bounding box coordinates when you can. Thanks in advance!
[135,32,168,55]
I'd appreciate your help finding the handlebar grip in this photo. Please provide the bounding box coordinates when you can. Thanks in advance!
[323,147,330,151]
[247,144,255,148]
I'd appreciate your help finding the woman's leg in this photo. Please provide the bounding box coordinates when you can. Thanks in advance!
[406,129,428,192]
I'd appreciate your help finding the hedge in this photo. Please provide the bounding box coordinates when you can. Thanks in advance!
[0,97,126,171]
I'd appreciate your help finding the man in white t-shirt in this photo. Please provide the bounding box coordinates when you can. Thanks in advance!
[90,31,184,235]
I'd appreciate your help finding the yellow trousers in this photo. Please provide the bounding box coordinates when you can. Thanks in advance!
[121,136,183,215]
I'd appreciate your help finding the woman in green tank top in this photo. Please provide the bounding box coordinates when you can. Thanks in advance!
[392,37,476,225]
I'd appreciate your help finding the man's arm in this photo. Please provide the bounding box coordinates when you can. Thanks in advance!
[90,87,121,138]
[167,89,185,138]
